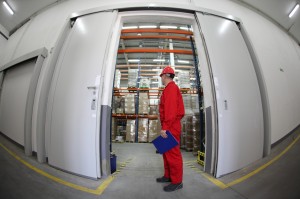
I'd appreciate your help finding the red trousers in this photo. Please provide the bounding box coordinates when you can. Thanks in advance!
[163,127,183,184]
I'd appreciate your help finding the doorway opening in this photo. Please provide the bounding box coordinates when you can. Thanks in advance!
[110,13,205,174]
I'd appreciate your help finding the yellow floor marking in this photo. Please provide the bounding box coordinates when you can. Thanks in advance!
[0,143,114,195]
[202,173,229,189]
[2,133,298,192]
[226,133,300,187]
[192,133,300,189]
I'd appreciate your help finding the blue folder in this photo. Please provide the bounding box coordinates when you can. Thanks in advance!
[152,131,179,154]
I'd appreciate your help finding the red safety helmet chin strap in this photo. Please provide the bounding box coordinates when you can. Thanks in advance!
[160,66,175,77]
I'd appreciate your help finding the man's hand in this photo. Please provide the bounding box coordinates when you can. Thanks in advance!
[161,130,168,138]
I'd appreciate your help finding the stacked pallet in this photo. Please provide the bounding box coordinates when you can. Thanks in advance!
[138,118,148,142]
[124,94,135,114]
[185,114,200,153]
[178,71,190,88]
[148,119,161,142]
[114,69,121,88]
[138,93,149,114]
[128,69,138,87]
[126,119,136,142]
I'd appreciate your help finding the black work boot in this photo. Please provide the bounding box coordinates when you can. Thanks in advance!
[156,176,171,183]
[163,183,183,192]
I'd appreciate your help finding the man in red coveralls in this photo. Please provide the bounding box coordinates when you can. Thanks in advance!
[156,66,185,192]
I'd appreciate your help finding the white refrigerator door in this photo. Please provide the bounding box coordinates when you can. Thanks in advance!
[196,13,264,177]
[47,11,117,178]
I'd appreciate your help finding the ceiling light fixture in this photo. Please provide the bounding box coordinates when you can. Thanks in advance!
[128,59,140,62]
[122,26,138,29]
[179,27,189,31]
[289,4,299,18]
[177,60,190,64]
[139,25,157,28]
[3,1,14,15]
[160,25,177,29]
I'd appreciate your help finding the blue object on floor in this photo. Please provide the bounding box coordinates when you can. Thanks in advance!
[152,131,179,154]
[110,154,117,174]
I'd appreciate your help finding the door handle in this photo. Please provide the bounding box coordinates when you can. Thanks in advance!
[91,99,96,110]
[224,100,228,110]
[87,86,97,90]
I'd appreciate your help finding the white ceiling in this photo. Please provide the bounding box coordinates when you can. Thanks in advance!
[235,0,300,43]
[0,0,299,42]
[0,0,61,34]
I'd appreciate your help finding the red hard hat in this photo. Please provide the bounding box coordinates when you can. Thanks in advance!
[160,66,175,77]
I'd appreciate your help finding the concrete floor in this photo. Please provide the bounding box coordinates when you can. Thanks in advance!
[0,129,300,199]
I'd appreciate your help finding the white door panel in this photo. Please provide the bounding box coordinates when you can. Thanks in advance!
[196,13,264,177]
[48,11,116,178]
[0,59,35,145]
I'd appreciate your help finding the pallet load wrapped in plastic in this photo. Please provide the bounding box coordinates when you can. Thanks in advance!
[186,114,201,154]
[148,120,160,142]
[128,69,139,88]
[178,71,190,89]
[182,94,193,115]
[185,115,195,151]
[114,69,121,88]
[157,69,163,88]
[192,114,201,155]
[191,94,200,113]
[139,77,150,88]
[116,123,126,142]
[149,105,158,115]
[124,94,135,114]
[180,116,187,149]
[138,93,149,114]
[126,119,136,142]
[113,96,124,114]
[138,118,148,142]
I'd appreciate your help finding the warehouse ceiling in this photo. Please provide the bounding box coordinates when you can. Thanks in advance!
[0,0,299,42]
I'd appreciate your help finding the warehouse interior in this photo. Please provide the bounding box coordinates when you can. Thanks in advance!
[111,21,205,166]
[0,0,300,198]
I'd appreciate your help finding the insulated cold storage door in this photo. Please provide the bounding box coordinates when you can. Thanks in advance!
[0,59,36,145]
[47,11,117,178]
[196,13,264,177]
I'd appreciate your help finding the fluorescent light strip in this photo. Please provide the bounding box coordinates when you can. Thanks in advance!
[151,69,162,71]
[122,26,138,29]
[3,1,14,15]
[153,59,166,62]
[289,4,299,18]
[177,60,190,64]
[160,25,177,29]
[179,27,189,31]
[139,25,157,28]
[128,59,140,62]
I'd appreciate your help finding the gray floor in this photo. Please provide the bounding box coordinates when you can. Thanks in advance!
[0,129,300,199]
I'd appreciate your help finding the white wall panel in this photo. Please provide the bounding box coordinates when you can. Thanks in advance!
[0,35,7,61]
[0,22,30,66]
[0,59,36,145]
[241,14,300,144]
[0,23,9,37]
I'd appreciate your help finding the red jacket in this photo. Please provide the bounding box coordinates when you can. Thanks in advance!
[159,81,185,133]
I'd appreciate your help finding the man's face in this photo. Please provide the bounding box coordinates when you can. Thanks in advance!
[160,74,167,86]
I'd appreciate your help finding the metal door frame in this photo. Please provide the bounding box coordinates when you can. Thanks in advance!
[0,48,48,159]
